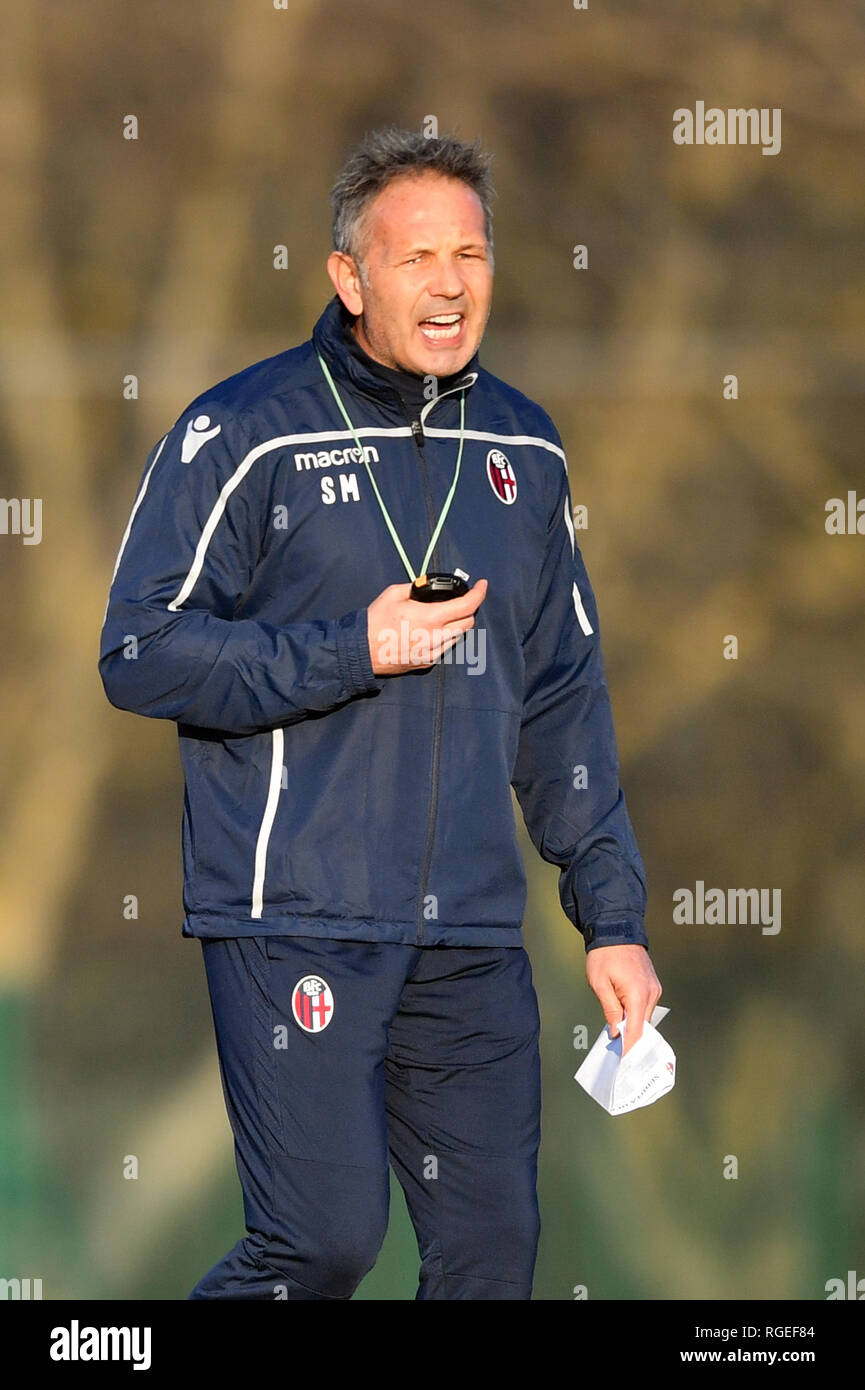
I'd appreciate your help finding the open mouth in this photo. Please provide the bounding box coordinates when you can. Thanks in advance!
[418,313,465,342]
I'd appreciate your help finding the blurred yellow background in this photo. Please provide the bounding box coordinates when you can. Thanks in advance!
[1,0,863,1300]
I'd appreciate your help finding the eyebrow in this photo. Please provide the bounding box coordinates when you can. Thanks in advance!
[400,241,488,256]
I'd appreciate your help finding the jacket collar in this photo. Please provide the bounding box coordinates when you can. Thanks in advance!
[311,294,479,424]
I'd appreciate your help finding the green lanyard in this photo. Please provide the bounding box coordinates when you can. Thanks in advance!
[316,350,466,584]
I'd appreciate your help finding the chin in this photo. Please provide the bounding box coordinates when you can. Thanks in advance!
[417,348,473,378]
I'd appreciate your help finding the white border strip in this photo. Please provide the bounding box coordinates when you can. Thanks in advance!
[113,435,169,580]
[424,427,566,461]
[166,427,567,610]
[251,727,284,919]
[419,372,478,425]
[572,581,594,636]
[562,490,594,635]
[101,434,169,629]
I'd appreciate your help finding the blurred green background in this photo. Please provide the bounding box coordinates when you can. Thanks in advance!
[1,0,863,1300]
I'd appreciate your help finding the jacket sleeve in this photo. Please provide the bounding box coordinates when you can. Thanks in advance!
[510,439,648,953]
[98,404,382,735]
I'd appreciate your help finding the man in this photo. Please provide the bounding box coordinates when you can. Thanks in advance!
[99,127,661,1301]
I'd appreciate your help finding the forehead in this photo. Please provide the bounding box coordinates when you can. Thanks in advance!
[362,172,486,249]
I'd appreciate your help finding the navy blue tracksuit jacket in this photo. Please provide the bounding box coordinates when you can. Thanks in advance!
[99,294,648,952]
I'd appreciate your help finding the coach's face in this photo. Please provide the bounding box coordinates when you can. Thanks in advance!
[327,172,493,378]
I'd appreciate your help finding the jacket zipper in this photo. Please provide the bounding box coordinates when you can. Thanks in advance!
[391,377,475,945]
[410,412,445,947]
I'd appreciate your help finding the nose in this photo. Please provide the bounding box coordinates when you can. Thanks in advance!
[425,253,467,300]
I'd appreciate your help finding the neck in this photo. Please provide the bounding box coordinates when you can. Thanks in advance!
[342,312,439,418]
[350,320,421,378]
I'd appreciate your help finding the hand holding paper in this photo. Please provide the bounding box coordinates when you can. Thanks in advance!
[574,1006,675,1115]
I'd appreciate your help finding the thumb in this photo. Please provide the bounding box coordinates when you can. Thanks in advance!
[607,1011,626,1040]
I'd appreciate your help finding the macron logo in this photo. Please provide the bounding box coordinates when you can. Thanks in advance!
[181,414,221,462]
[294,444,379,470]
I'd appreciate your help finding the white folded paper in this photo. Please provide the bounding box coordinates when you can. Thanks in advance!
[574,1006,675,1115]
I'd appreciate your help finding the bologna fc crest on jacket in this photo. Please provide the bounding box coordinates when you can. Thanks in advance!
[292,975,334,1033]
[486,449,517,504]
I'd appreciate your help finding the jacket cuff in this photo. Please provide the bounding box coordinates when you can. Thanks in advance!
[582,916,650,953]
[335,608,382,698]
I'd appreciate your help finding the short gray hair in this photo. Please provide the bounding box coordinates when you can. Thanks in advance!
[330,126,495,274]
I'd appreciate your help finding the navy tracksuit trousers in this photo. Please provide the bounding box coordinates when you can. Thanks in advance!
[188,935,542,1300]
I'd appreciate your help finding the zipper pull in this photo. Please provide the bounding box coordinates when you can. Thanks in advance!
[411,418,425,448]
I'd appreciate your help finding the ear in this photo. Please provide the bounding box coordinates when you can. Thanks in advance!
[327,252,364,316]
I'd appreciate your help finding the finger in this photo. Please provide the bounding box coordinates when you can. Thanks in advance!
[412,578,487,619]
[427,636,469,663]
[620,990,652,1055]
[645,989,661,1024]
[591,978,625,1038]
[431,619,476,650]
[621,1021,641,1057]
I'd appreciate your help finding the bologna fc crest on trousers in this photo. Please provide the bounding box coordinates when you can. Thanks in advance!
[486,449,517,504]
[292,975,334,1033]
